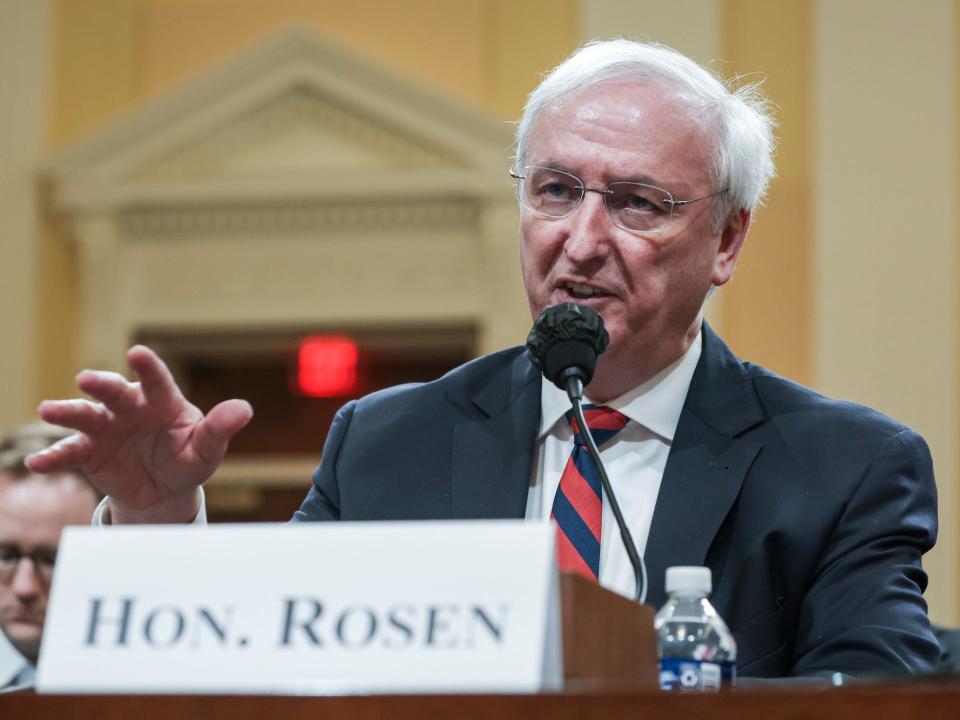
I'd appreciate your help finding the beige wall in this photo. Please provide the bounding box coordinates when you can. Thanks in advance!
[815,0,958,624]
[721,0,813,386]
[581,0,723,63]
[0,0,50,432]
[48,0,580,145]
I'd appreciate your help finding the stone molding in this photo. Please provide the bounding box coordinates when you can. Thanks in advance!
[118,200,481,238]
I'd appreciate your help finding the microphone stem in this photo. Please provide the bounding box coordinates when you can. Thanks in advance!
[567,384,648,605]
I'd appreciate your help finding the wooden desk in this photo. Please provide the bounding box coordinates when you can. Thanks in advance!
[4,681,960,720]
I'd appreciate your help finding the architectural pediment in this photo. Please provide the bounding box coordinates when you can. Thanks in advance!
[137,85,458,181]
[45,27,515,211]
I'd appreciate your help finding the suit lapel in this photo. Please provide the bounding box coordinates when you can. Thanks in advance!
[451,351,541,519]
[643,325,765,608]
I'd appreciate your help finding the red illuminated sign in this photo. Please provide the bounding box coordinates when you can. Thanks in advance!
[295,335,360,397]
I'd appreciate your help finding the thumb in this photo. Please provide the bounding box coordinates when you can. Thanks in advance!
[192,399,254,466]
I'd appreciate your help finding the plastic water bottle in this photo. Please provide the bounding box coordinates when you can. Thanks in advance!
[655,566,736,691]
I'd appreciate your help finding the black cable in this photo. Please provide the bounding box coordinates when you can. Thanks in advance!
[567,378,648,605]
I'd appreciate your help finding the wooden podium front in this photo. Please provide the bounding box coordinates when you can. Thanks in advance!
[560,573,658,689]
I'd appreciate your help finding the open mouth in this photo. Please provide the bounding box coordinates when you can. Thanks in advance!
[563,282,607,300]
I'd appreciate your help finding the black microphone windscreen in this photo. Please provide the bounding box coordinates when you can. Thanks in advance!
[526,303,609,389]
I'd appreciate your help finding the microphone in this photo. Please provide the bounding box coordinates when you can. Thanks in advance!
[526,303,648,604]
[525,302,608,402]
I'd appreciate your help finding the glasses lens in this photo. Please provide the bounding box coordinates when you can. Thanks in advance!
[0,545,18,580]
[35,550,56,582]
[519,166,583,217]
[605,182,674,232]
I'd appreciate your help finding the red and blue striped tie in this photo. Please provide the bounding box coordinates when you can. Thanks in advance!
[551,405,629,581]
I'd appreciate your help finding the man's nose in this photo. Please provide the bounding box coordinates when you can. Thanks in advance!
[10,558,43,601]
[563,190,613,263]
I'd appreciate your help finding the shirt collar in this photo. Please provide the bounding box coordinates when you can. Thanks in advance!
[0,631,31,689]
[538,329,702,442]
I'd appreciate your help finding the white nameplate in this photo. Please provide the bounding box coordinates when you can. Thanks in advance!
[37,521,561,695]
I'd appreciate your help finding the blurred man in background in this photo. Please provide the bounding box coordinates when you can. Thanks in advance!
[0,423,100,691]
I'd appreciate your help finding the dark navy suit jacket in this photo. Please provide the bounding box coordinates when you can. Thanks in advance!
[293,325,940,678]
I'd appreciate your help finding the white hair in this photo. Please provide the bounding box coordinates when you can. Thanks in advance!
[514,39,777,230]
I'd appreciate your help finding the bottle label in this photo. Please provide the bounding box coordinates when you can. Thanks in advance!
[658,659,735,691]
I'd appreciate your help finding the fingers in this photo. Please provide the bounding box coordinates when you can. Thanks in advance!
[76,370,141,415]
[127,345,185,408]
[71,345,183,418]
[24,433,93,474]
[37,398,110,436]
[192,399,254,466]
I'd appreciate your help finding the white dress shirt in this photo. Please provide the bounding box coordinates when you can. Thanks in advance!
[524,332,701,599]
[0,629,33,692]
[92,489,207,525]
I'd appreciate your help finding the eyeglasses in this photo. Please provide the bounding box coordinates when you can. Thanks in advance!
[0,543,56,584]
[510,165,727,234]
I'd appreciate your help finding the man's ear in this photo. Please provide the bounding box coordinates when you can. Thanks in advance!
[712,209,751,287]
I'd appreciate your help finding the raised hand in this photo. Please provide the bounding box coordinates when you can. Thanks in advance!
[26,345,253,524]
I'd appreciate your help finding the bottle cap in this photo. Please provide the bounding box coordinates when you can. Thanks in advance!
[665,566,712,595]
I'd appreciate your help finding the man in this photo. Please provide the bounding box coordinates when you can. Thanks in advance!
[0,423,101,691]
[28,40,939,678]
